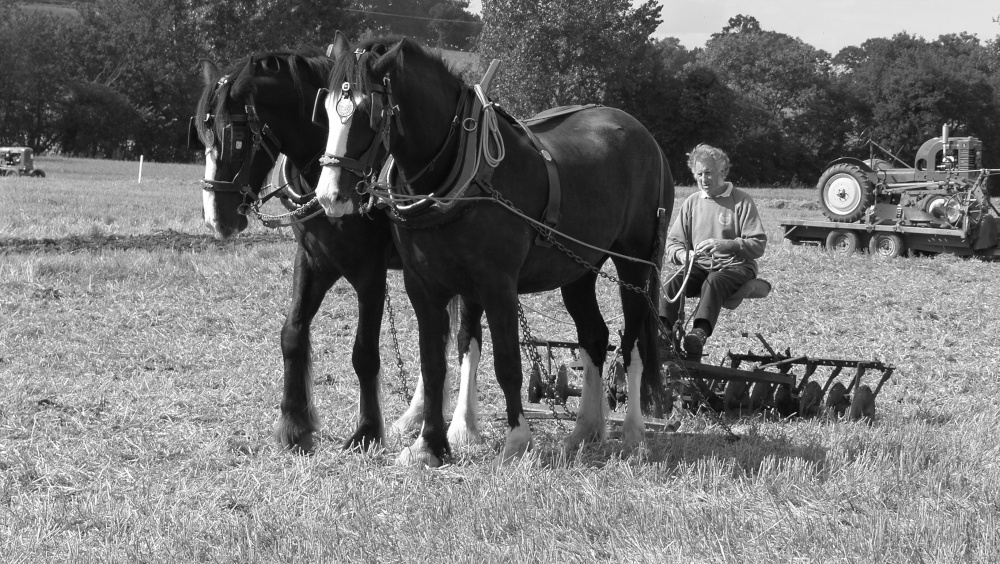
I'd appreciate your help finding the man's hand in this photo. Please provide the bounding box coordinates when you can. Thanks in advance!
[675,249,694,265]
[695,238,739,256]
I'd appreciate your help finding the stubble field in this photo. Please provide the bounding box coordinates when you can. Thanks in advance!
[1,156,999,563]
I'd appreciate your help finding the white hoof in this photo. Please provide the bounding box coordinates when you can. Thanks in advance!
[395,437,442,468]
[447,419,481,447]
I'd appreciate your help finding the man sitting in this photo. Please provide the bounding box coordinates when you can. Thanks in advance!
[661,144,767,359]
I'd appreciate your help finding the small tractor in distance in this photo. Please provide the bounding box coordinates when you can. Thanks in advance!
[781,126,1000,258]
[1,147,45,178]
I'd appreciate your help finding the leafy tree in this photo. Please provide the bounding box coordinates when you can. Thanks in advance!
[478,0,661,118]
[695,15,864,183]
[428,1,481,49]
[188,0,367,64]
[835,33,1000,170]
[358,0,480,49]
[0,2,80,150]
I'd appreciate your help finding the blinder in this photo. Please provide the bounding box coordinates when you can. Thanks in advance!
[312,88,329,128]
[188,114,216,149]
[220,117,249,163]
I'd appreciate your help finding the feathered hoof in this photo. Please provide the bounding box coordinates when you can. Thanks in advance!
[274,417,316,455]
[622,421,645,448]
[395,438,442,468]
[389,411,423,439]
[447,421,481,448]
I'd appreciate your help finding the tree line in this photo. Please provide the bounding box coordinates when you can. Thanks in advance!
[2,0,999,186]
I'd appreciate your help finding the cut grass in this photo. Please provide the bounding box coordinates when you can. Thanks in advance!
[1,158,999,562]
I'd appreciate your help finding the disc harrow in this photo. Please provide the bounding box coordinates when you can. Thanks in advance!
[524,332,894,424]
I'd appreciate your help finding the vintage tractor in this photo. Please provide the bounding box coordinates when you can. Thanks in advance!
[783,127,1000,258]
[1,147,45,178]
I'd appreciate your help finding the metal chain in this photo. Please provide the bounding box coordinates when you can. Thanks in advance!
[484,181,742,440]
[249,197,324,228]
[517,302,573,422]
[384,289,410,397]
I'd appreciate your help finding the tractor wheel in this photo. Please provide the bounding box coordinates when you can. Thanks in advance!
[30,170,45,178]
[817,164,874,222]
[868,233,906,258]
[825,229,861,255]
[3,170,17,177]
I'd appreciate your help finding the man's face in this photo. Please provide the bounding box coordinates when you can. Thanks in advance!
[693,157,726,197]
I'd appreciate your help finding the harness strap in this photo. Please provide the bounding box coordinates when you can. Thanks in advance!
[512,124,562,247]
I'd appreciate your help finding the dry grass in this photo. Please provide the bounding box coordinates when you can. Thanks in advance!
[2,158,999,562]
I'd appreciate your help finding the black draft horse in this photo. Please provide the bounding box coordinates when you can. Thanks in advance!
[193,47,488,453]
[315,34,674,466]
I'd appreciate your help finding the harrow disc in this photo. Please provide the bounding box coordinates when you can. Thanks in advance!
[826,382,850,417]
[849,385,876,422]
[798,381,823,417]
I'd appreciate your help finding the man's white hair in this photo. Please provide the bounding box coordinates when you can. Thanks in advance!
[687,144,731,179]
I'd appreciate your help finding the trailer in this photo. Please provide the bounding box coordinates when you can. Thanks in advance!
[782,126,1000,258]
[780,217,1000,258]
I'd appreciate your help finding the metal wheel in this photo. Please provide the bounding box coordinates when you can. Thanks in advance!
[868,233,906,258]
[825,229,860,254]
[817,164,874,222]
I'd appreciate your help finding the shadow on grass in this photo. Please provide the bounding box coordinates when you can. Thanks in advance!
[0,229,292,255]
[504,418,828,477]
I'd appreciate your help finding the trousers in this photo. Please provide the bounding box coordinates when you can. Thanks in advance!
[660,264,755,335]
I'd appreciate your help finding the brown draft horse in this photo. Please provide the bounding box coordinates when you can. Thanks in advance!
[314,34,675,466]
[193,47,490,453]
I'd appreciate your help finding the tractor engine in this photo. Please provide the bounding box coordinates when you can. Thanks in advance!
[816,126,995,235]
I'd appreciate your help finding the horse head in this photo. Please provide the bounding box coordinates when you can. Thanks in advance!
[193,49,333,240]
[315,34,462,218]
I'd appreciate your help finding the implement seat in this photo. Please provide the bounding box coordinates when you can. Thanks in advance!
[722,278,772,309]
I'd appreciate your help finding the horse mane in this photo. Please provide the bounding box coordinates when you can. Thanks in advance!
[195,47,334,144]
[331,35,467,115]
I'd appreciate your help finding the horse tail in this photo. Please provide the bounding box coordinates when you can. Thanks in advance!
[639,264,668,418]
[641,143,674,418]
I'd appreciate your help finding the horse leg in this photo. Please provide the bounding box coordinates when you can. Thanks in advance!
[275,250,338,453]
[613,259,660,446]
[343,270,388,450]
[481,287,532,464]
[448,298,484,446]
[396,276,452,467]
[390,300,460,440]
[560,272,611,452]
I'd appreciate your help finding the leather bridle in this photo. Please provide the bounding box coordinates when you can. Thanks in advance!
[199,103,283,201]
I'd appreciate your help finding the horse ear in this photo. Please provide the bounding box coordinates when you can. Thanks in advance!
[201,60,220,87]
[330,30,351,61]
[258,55,281,74]
[372,39,406,77]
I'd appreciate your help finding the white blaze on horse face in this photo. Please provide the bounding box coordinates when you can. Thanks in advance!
[202,147,222,237]
[316,90,359,218]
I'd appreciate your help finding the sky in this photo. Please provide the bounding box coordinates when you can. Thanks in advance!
[466,0,1000,54]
